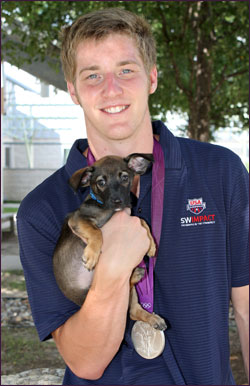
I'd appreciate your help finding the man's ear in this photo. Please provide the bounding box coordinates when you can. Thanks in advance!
[68,167,95,191]
[67,81,80,106]
[124,154,154,175]
[149,65,158,95]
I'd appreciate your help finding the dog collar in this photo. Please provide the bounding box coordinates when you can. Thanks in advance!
[89,187,103,205]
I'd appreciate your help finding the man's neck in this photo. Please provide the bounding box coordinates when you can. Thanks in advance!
[85,132,154,160]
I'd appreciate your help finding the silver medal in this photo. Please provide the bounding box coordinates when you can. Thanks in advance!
[131,321,165,359]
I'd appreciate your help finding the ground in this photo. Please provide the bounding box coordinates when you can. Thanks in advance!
[1,326,65,375]
[1,270,248,384]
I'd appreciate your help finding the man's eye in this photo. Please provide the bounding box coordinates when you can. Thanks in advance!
[88,74,98,79]
[122,69,132,74]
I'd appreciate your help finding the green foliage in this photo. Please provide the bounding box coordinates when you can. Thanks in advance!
[1,1,249,139]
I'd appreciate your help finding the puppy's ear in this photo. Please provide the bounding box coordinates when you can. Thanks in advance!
[124,154,154,175]
[68,167,95,191]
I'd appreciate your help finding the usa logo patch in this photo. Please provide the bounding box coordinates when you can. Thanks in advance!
[186,198,206,215]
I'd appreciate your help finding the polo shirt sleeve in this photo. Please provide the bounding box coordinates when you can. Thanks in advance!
[229,160,249,287]
[17,209,80,342]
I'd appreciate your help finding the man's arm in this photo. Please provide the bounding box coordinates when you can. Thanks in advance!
[52,210,150,380]
[231,285,249,381]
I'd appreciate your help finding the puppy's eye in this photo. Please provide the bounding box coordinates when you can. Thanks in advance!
[120,173,129,182]
[97,179,106,187]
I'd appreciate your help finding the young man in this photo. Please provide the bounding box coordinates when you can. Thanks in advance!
[17,8,249,385]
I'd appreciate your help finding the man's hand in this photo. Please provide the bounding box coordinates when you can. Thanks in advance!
[92,208,150,290]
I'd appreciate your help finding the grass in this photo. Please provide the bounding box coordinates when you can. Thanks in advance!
[1,270,26,292]
[1,270,65,375]
[1,326,65,375]
[2,201,20,214]
[3,269,23,276]
[8,280,26,291]
[3,208,18,214]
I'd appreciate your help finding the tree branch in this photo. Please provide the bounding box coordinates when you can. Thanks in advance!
[212,68,248,94]
[180,3,191,41]
[157,3,192,98]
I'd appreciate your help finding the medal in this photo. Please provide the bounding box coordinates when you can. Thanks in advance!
[131,321,165,359]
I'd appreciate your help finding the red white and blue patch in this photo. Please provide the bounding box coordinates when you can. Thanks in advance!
[186,198,206,215]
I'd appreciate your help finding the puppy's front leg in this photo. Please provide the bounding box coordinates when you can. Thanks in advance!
[129,285,167,331]
[68,214,102,271]
[140,219,156,257]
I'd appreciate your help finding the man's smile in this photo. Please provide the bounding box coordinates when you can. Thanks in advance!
[101,105,130,114]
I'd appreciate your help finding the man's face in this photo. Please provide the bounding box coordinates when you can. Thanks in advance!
[67,33,157,142]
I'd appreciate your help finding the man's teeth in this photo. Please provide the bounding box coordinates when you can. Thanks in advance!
[103,106,127,114]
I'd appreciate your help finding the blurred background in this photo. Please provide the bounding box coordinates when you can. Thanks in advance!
[1,0,249,207]
[1,1,249,385]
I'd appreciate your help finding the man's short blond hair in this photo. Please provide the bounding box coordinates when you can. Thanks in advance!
[60,8,156,83]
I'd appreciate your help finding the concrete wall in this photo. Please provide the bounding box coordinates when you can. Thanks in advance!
[33,143,63,169]
[3,141,64,169]
[3,168,57,201]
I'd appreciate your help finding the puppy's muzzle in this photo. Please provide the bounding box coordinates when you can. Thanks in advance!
[111,197,124,211]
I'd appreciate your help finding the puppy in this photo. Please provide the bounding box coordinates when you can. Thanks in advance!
[53,153,166,330]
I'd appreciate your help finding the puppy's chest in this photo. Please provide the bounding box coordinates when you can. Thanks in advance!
[79,203,114,228]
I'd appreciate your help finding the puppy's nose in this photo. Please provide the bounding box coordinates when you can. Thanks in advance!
[112,198,122,204]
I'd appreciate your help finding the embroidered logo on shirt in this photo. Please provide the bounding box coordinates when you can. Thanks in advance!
[181,198,216,227]
[186,197,206,214]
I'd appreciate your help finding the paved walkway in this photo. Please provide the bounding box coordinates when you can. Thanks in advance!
[1,232,22,270]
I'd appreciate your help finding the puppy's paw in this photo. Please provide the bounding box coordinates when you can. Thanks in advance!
[130,267,145,285]
[148,313,167,331]
[140,219,156,257]
[147,240,156,257]
[82,246,100,271]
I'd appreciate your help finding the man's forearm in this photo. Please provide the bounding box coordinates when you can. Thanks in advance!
[52,211,150,380]
[231,286,249,382]
[234,310,249,381]
[52,276,131,380]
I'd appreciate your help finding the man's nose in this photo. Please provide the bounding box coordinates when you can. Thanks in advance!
[102,73,123,98]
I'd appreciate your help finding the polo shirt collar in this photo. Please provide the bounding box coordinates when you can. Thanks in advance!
[65,120,183,178]
[65,138,88,178]
[153,120,183,169]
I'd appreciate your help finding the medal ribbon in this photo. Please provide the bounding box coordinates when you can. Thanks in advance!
[87,139,165,314]
[136,138,165,313]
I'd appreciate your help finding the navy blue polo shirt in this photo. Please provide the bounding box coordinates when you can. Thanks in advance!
[17,121,249,385]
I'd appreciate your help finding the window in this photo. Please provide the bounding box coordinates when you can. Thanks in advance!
[5,147,11,168]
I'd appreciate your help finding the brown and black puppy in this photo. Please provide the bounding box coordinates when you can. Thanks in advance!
[53,153,166,330]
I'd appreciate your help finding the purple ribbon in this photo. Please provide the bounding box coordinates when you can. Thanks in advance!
[87,147,95,166]
[136,139,165,313]
[87,139,165,314]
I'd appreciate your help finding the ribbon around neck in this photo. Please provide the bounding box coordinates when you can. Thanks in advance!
[136,138,165,313]
[87,139,165,314]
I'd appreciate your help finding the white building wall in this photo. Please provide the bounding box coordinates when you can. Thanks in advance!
[33,143,63,169]
[12,144,30,168]
[3,168,57,201]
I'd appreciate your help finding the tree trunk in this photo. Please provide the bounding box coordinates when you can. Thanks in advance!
[187,2,213,142]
